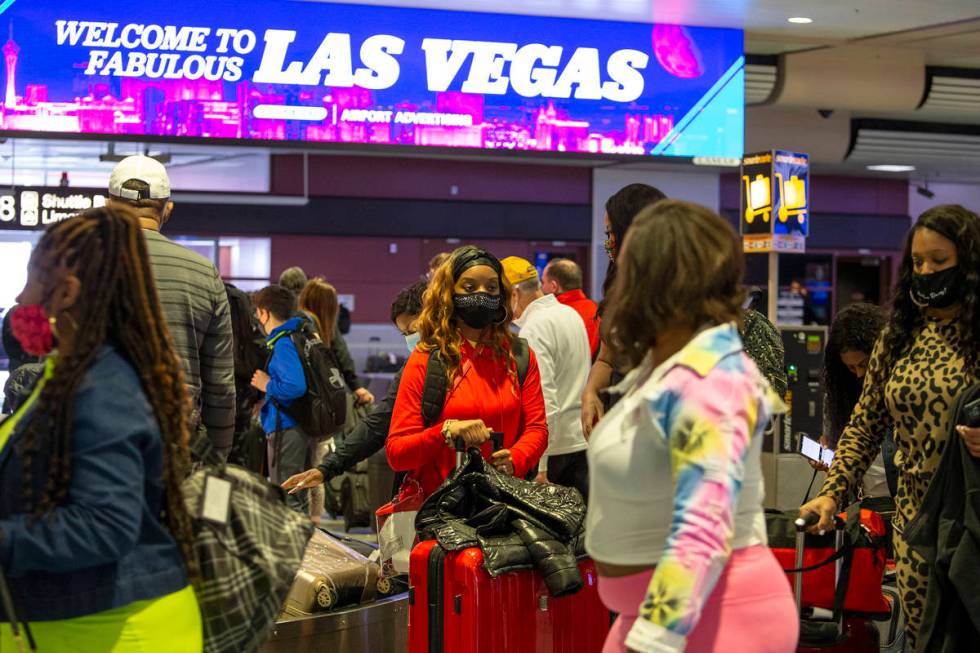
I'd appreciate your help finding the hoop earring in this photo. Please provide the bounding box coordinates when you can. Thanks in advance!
[48,315,60,342]
[49,312,79,343]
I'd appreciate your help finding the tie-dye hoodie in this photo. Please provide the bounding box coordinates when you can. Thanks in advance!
[585,322,785,653]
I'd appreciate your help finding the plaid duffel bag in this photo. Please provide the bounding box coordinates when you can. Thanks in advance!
[184,438,315,653]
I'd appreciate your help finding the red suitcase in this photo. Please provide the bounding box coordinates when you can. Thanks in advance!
[409,539,610,653]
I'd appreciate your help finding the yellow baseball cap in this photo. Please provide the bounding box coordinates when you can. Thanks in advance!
[501,256,538,286]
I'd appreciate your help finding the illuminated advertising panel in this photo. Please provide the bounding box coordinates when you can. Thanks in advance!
[740,150,810,253]
[0,1,743,158]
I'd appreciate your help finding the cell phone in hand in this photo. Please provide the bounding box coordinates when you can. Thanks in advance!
[820,447,834,467]
[797,434,822,462]
[797,434,833,467]
[962,397,980,428]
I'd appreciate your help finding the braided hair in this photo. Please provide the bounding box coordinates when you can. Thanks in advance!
[17,205,197,580]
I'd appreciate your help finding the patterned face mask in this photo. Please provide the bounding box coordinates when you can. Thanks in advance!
[452,292,502,330]
[910,266,963,309]
[9,304,55,357]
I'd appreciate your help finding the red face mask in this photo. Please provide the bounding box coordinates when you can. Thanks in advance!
[9,304,55,357]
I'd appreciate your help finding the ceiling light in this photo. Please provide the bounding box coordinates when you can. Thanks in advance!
[787,17,813,24]
[866,164,916,172]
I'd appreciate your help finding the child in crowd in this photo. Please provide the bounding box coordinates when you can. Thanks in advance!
[251,285,310,513]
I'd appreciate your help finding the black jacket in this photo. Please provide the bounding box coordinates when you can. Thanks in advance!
[415,449,587,597]
[905,383,980,652]
[330,326,362,392]
[317,370,401,481]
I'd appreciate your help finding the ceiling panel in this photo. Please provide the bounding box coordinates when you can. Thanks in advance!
[0,139,271,191]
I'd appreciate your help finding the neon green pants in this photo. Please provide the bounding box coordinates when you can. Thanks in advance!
[0,584,202,652]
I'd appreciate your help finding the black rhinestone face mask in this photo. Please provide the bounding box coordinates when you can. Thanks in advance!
[453,292,502,329]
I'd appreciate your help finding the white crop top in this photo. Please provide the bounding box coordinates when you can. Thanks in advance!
[584,324,785,652]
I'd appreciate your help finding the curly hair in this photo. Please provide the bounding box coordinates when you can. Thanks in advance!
[879,204,980,379]
[390,281,427,323]
[823,302,885,447]
[17,206,197,581]
[415,246,518,383]
[602,200,745,369]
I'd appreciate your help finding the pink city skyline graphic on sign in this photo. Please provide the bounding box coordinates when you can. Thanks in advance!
[0,24,677,154]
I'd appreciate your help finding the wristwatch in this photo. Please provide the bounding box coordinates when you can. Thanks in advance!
[442,420,457,448]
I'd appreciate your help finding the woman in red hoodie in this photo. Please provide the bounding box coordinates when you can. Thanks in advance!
[386,246,548,498]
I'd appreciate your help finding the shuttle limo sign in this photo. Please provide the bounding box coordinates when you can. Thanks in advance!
[0,189,107,230]
[0,1,744,158]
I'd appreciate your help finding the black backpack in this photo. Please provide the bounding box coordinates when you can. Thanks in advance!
[223,283,267,391]
[420,337,531,427]
[268,320,348,438]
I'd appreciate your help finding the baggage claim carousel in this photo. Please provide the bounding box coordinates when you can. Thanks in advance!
[262,509,409,653]
[263,592,409,652]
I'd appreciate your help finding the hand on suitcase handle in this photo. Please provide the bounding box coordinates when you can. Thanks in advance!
[795,512,820,531]
[798,495,840,535]
[448,419,493,448]
[454,431,505,455]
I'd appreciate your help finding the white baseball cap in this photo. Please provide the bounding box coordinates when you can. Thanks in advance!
[108,155,171,200]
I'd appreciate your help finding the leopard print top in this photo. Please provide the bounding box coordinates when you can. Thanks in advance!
[819,316,975,523]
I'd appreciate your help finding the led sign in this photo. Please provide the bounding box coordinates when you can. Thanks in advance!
[0,1,744,158]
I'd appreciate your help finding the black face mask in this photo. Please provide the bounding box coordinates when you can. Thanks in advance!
[453,292,502,330]
[910,266,963,309]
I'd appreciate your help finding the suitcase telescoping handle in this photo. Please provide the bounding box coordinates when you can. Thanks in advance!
[794,512,819,610]
[793,512,846,630]
[454,431,505,468]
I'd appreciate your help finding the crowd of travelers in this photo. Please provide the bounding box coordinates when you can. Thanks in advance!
[0,154,978,652]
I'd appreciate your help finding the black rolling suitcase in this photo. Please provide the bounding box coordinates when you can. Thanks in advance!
[793,513,881,652]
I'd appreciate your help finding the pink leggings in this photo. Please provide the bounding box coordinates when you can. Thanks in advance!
[598,545,798,653]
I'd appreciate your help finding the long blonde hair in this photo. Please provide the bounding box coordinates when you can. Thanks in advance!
[415,246,518,383]
[299,278,339,346]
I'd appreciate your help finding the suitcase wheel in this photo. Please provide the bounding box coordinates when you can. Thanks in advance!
[377,576,392,596]
[314,581,339,610]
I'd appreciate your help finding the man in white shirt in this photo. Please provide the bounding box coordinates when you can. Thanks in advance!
[502,256,592,500]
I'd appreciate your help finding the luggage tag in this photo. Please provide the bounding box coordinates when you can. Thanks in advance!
[200,474,233,526]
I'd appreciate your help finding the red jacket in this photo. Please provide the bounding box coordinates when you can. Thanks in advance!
[386,340,548,498]
[556,289,600,358]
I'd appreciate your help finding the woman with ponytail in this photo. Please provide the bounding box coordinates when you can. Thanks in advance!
[0,206,201,651]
